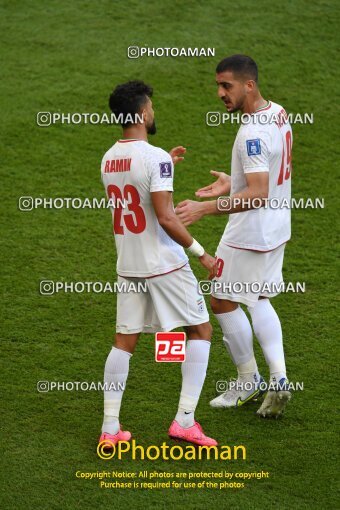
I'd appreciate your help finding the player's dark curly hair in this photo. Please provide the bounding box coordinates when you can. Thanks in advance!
[216,54,258,83]
[109,80,153,126]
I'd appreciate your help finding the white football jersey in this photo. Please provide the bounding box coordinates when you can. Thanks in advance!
[101,139,188,277]
[222,101,292,251]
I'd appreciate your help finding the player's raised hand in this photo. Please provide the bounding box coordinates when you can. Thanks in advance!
[198,252,217,280]
[169,146,186,165]
[175,200,205,226]
[195,170,231,198]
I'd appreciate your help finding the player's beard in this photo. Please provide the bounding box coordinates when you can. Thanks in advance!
[225,100,242,113]
[147,120,156,135]
[228,104,240,113]
[223,94,245,113]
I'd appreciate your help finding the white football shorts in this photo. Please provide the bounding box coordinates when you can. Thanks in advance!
[116,263,209,334]
[211,243,286,307]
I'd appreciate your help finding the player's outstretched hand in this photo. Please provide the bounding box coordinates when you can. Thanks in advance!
[199,253,217,280]
[169,146,186,165]
[175,200,204,226]
[195,170,231,198]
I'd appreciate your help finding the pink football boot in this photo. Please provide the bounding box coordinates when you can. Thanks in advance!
[168,420,218,446]
[99,427,132,449]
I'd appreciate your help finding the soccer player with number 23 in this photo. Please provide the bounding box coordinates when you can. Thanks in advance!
[99,80,218,450]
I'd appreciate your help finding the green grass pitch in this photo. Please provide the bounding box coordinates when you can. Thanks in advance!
[1,0,339,508]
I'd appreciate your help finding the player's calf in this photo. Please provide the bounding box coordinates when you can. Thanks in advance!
[184,321,212,341]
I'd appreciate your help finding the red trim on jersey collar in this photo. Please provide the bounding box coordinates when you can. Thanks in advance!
[118,139,144,143]
[253,101,272,113]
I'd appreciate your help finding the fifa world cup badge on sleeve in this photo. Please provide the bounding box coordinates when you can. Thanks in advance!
[246,139,261,156]
[159,161,172,177]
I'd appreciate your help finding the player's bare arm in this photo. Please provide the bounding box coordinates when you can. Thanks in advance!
[176,171,269,226]
[151,190,217,279]
[195,170,231,198]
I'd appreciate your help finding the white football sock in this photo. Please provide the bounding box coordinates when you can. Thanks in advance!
[248,299,286,382]
[175,340,210,428]
[102,347,131,435]
[237,358,260,384]
[215,306,259,383]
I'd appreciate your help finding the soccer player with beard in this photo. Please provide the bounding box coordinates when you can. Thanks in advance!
[176,55,292,417]
[99,80,218,449]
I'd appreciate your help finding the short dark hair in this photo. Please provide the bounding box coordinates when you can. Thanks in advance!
[109,80,153,126]
[216,54,258,83]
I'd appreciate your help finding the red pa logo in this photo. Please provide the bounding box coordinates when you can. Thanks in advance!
[155,332,186,362]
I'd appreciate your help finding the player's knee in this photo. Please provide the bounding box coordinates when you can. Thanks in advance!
[210,297,221,314]
[114,333,139,354]
[210,296,238,314]
[201,321,213,340]
[186,322,212,341]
